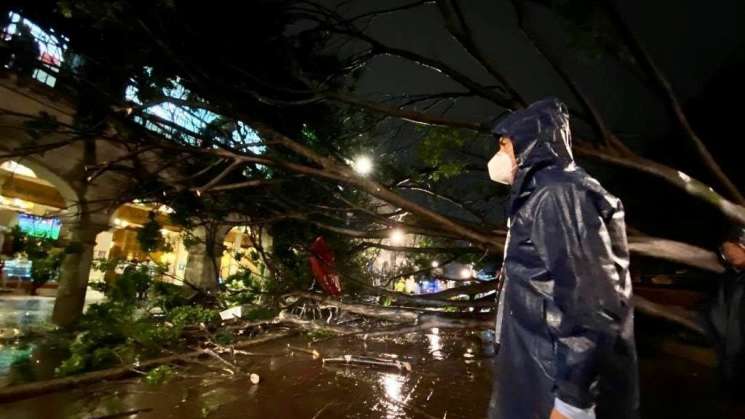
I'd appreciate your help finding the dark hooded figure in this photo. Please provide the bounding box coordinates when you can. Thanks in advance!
[486,98,639,419]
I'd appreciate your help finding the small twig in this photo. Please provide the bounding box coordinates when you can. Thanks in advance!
[230,349,277,357]
[322,355,412,372]
[89,408,154,419]
[311,401,338,419]
[287,344,322,359]
[200,348,239,375]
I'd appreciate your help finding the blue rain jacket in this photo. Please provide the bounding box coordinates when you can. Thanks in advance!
[489,98,639,419]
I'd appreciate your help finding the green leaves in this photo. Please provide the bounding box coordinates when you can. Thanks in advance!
[137,212,171,253]
[417,127,472,181]
[9,226,64,287]
[54,285,221,377]
[55,352,86,377]
[535,0,637,66]
[167,306,220,327]
[108,266,152,303]
[144,365,174,385]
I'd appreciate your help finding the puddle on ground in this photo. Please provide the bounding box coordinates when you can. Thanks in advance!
[0,329,494,419]
[2,299,745,419]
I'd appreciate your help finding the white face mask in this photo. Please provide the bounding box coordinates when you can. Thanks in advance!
[487,150,517,185]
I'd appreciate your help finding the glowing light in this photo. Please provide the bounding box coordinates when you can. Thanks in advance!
[389,229,405,246]
[431,261,439,268]
[113,218,129,228]
[157,205,175,214]
[427,328,443,360]
[352,155,373,175]
[677,171,692,182]
[0,161,37,178]
[460,267,472,279]
[0,196,35,210]
[378,373,405,418]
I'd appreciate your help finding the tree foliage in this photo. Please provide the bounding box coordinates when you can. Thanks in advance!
[1,0,740,328]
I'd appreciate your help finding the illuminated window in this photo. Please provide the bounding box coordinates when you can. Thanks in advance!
[0,161,37,178]
[125,72,264,153]
[2,11,69,87]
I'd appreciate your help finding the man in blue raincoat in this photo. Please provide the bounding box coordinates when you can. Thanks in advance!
[487,98,639,419]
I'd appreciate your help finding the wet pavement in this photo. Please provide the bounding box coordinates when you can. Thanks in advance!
[0,295,104,387]
[0,296,55,331]
[1,296,745,418]
[0,296,56,383]
[0,330,495,419]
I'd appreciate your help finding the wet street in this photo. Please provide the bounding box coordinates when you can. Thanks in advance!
[0,296,56,383]
[1,297,745,418]
[0,296,55,331]
[1,330,495,419]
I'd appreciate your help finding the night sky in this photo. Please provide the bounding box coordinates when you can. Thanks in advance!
[330,0,744,248]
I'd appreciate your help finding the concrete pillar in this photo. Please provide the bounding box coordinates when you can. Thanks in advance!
[183,225,230,290]
[51,216,109,328]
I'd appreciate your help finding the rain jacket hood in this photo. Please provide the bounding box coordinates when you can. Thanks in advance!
[489,98,639,419]
[492,97,575,215]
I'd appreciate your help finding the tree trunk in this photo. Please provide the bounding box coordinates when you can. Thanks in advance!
[52,219,108,328]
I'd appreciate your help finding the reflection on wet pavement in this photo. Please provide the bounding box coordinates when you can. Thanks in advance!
[0,295,105,388]
[426,328,444,361]
[0,330,495,419]
[0,296,55,331]
[0,297,56,384]
[3,301,744,419]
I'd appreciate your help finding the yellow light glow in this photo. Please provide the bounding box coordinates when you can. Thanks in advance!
[352,155,373,175]
[0,195,35,210]
[0,161,37,178]
[389,229,405,245]
[113,218,129,228]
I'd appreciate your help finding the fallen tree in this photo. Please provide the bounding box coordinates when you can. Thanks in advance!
[0,329,293,404]
[284,290,707,338]
[0,1,732,349]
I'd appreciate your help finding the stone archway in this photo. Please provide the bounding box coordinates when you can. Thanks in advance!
[0,157,113,327]
[1,157,80,210]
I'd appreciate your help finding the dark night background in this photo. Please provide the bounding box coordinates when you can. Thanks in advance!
[336,0,744,249]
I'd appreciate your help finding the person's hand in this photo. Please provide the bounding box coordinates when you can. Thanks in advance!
[722,241,745,269]
[549,408,570,419]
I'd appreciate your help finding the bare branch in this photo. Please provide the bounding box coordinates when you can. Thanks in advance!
[574,144,745,226]
[325,91,488,131]
[436,0,525,108]
[604,0,745,204]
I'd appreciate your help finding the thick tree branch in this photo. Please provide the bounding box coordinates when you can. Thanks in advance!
[575,144,745,226]
[604,0,745,205]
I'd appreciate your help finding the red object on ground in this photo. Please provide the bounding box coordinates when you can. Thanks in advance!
[308,236,342,296]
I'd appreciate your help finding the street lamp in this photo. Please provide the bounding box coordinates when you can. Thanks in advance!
[353,155,373,176]
[389,228,405,246]
[431,261,439,268]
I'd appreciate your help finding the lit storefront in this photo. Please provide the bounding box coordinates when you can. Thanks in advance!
[0,161,265,291]
[220,227,262,280]
[0,163,185,286]
[88,203,190,284]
